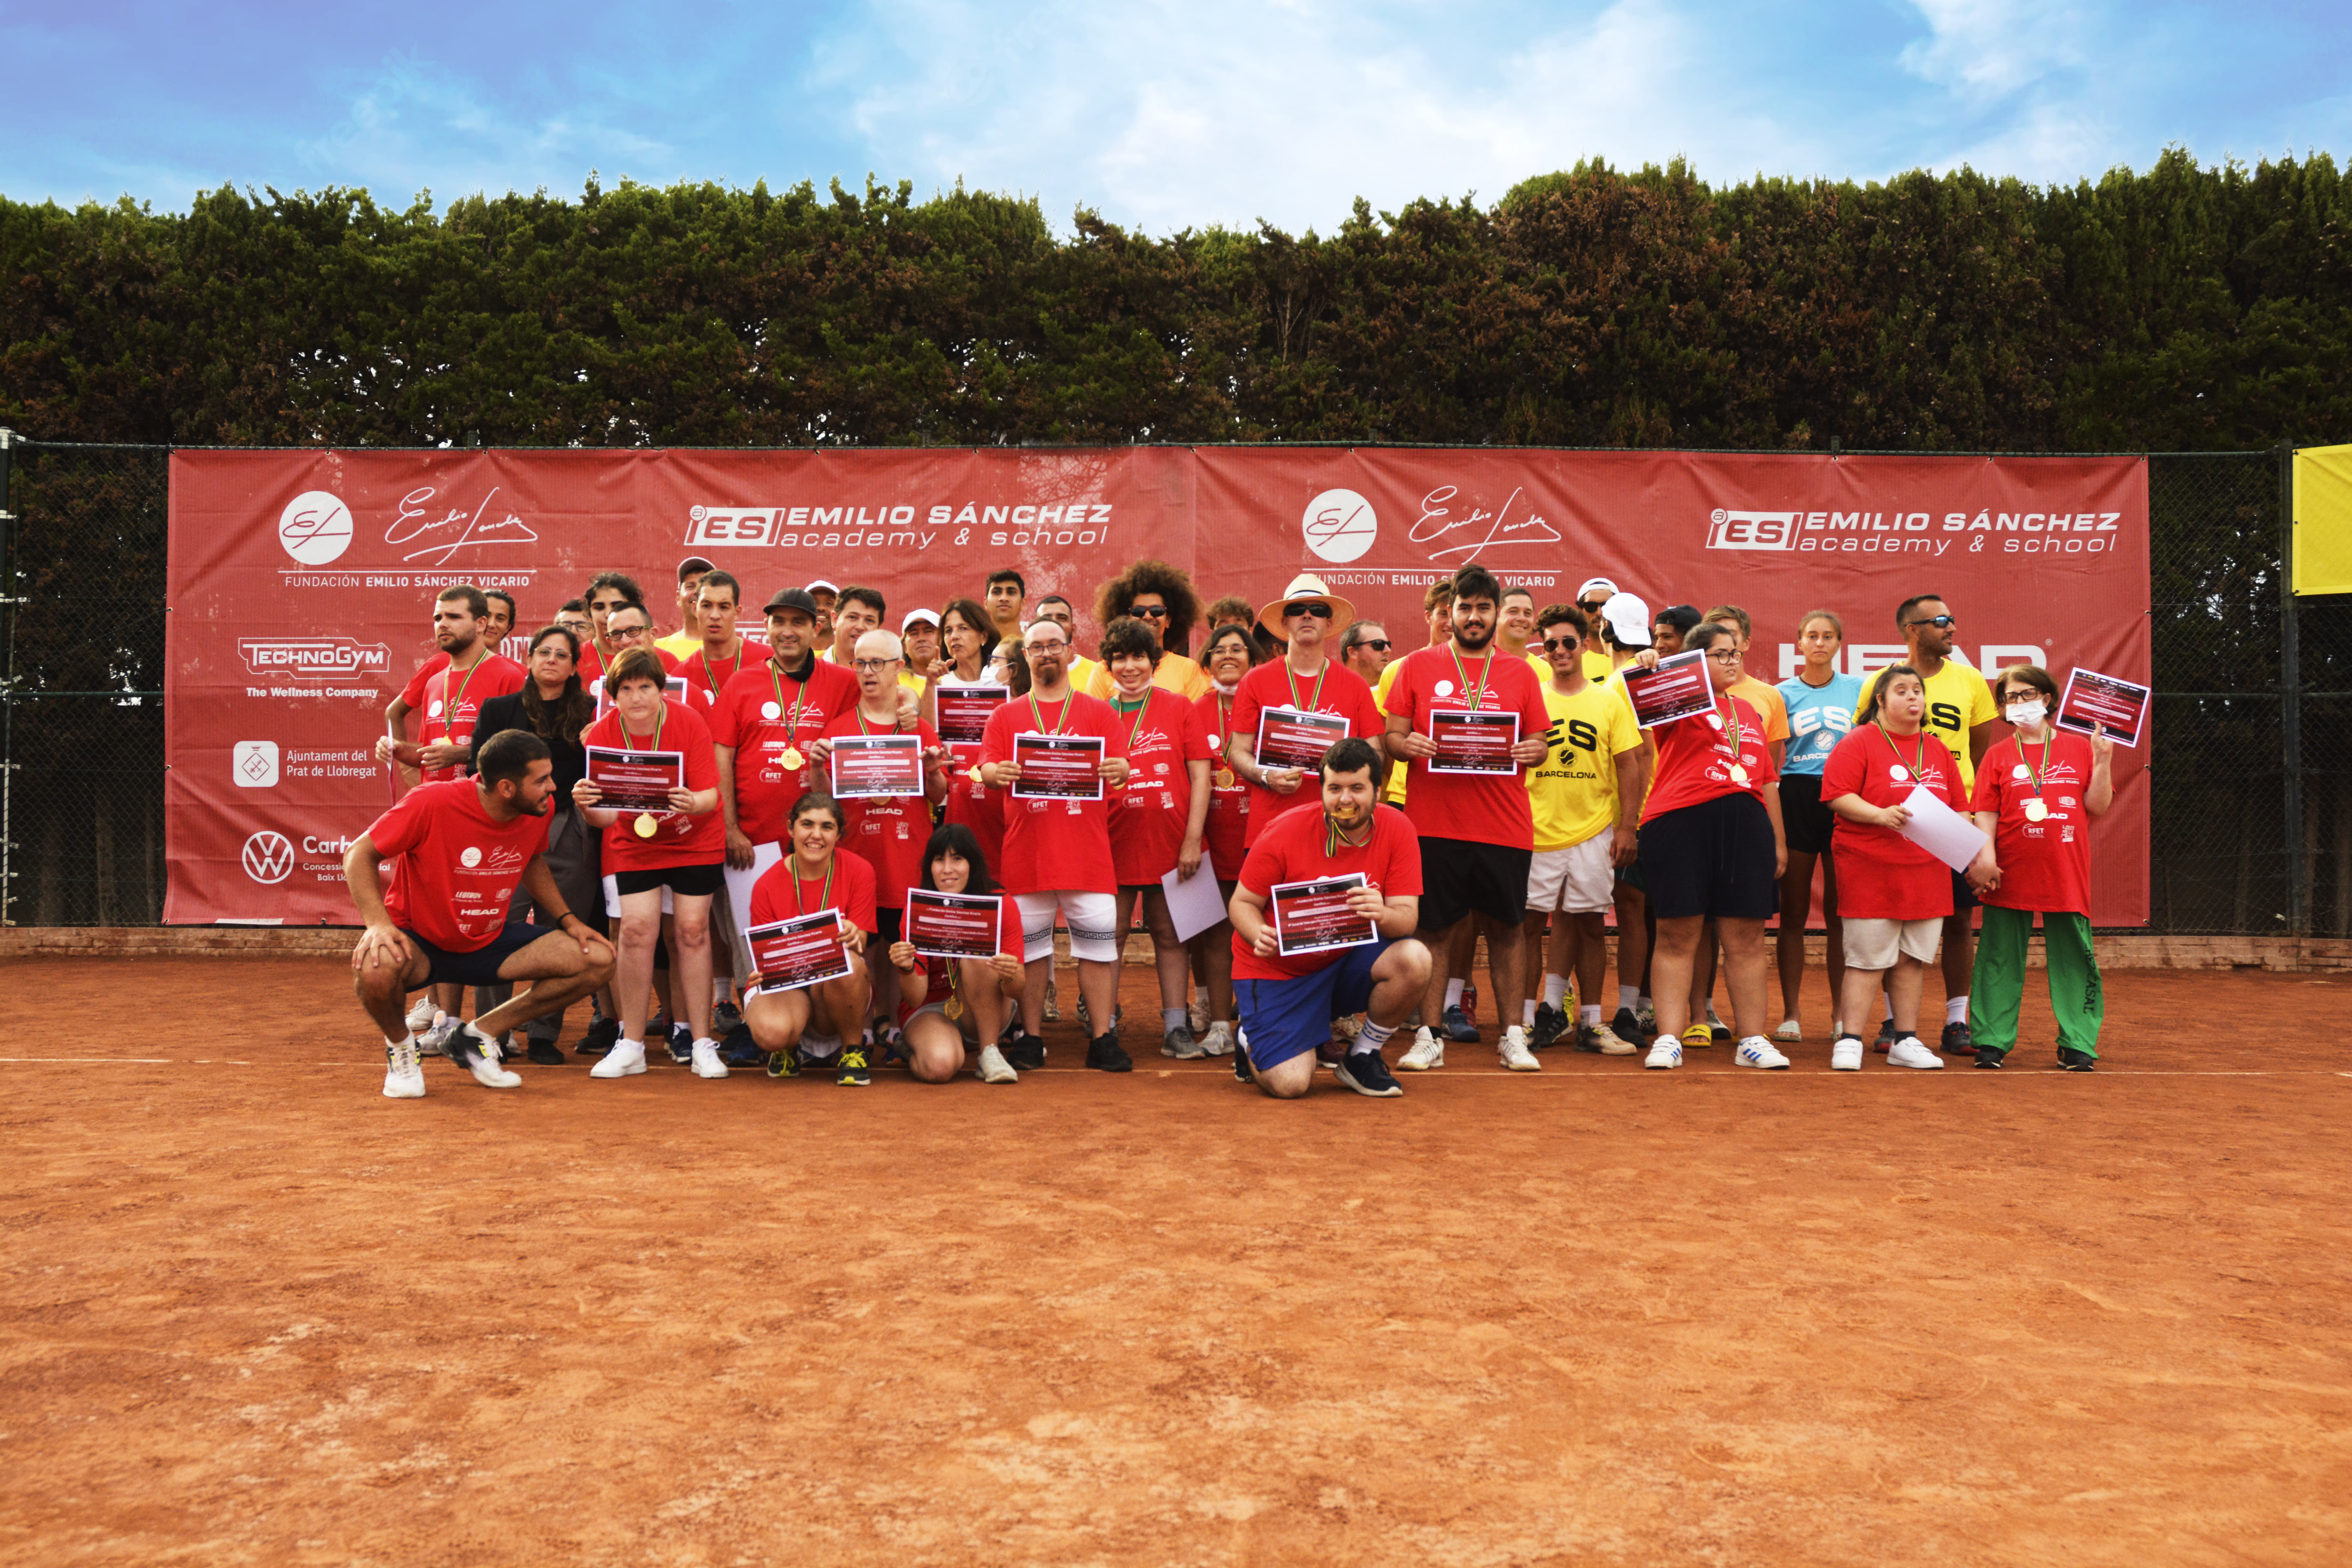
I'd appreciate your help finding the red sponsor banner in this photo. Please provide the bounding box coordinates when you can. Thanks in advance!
[167,446,2149,924]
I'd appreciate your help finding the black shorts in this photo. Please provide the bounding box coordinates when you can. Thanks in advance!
[875,907,903,944]
[1781,773,1835,857]
[613,862,726,898]
[1639,793,1779,921]
[1418,837,1533,930]
[403,920,555,989]
[1950,867,1979,913]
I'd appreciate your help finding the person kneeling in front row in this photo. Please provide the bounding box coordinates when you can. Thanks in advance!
[744,794,880,1086]
[1227,739,1432,1099]
[886,824,1028,1084]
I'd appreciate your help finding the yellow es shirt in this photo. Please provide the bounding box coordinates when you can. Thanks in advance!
[1084,655,1209,704]
[1527,680,1643,850]
[1374,657,1409,803]
[1855,659,1997,786]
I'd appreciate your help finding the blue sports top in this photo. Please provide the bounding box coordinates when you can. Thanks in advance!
[1777,671,1864,777]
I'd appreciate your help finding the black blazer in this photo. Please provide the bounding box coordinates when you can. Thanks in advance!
[469,690,590,797]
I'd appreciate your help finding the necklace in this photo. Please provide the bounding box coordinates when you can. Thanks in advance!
[622,702,667,838]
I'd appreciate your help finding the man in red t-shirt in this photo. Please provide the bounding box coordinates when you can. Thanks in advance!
[375,586,525,784]
[1229,739,1430,1100]
[1227,572,1388,848]
[978,617,1134,1073]
[383,584,515,790]
[1380,564,1553,1071]
[347,731,615,1099]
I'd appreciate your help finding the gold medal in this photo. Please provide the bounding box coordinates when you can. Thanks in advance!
[782,746,804,771]
[944,996,965,1021]
[1728,763,1749,784]
[1215,766,1237,789]
[967,763,984,784]
[2024,798,2049,822]
[633,813,659,838]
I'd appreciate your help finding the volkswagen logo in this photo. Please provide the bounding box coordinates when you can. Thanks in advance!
[242,831,295,885]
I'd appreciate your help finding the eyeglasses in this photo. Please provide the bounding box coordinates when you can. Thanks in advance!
[1704,650,1743,664]
[1351,638,1391,653]
[610,624,650,640]
[1540,637,1582,652]
[1129,604,1169,620]
[1579,601,1608,615]
[1285,603,1334,620]
[1905,614,1957,630]
[851,658,902,673]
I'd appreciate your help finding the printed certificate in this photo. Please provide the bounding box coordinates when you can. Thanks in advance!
[1254,706,1350,772]
[1623,651,1713,729]
[747,910,854,994]
[935,685,1008,746]
[2055,667,2150,748]
[1271,872,1379,956]
[828,733,926,798]
[583,746,684,813]
[1426,709,1521,774]
[906,889,1004,960]
[1011,732,1106,800]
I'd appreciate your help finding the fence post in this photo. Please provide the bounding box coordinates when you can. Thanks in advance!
[2280,441,2306,937]
[0,427,15,927]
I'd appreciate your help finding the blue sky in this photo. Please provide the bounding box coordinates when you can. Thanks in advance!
[5,1,2348,234]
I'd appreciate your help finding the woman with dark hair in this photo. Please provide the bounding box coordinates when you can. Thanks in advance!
[1186,621,1261,1055]
[745,792,879,1085]
[926,597,1010,873]
[1773,609,1862,1042]
[1101,615,1215,1057]
[1087,559,1209,701]
[469,625,607,1062]
[885,824,1027,1084]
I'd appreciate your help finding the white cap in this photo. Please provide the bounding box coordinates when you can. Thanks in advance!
[1601,592,1653,648]
[901,607,940,630]
[804,578,839,596]
[1575,576,1618,599]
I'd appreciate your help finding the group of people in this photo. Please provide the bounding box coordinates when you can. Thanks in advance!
[345,552,2116,1102]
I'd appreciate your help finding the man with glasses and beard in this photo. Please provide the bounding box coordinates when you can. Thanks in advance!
[1226,573,1388,851]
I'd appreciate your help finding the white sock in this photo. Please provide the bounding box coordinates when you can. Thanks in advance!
[385,1033,416,1053]
[1521,1000,1538,1026]
[1163,1007,1188,1034]
[1580,1004,1602,1025]
[1355,1018,1398,1054]
[617,1037,643,1051]
[1882,996,1894,1021]
[1945,995,1967,1025]
[1542,974,1570,1007]
[1619,985,1639,1012]
[1444,978,1466,1009]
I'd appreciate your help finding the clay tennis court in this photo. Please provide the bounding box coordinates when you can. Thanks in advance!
[4,955,2347,1564]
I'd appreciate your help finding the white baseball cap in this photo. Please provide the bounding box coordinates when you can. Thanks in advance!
[902,608,940,631]
[804,578,839,596]
[1575,577,1619,600]
[1600,592,1653,648]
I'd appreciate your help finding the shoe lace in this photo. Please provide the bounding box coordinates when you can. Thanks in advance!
[842,1047,868,1071]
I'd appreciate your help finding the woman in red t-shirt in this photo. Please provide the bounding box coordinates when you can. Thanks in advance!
[744,793,879,1085]
[924,598,1010,872]
[885,824,1028,1085]
[572,648,725,1080]
[1820,664,1996,1072]
[1102,618,1214,1059]
[1967,664,2115,1071]
[1186,621,1259,1057]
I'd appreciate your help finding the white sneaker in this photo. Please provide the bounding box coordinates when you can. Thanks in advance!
[976,1044,1019,1084]
[405,996,437,1034]
[417,1012,459,1057]
[1200,1020,1235,1057]
[1498,1025,1541,1071]
[1888,1037,1945,1070]
[1734,1036,1791,1070]
[690,1038,728,1079]
[1398,1028,1445,1071]
[450,1022,521,1088]
[590,1039,648,1078]
[382,1038,426,1099]
[1644,1038,1683,1070]
[1831,1037,1864,1071]
[1774,1018,1803,1042]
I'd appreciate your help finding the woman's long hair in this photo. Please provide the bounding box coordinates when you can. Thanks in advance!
[520,625,595,744]
[919,822,1000,898]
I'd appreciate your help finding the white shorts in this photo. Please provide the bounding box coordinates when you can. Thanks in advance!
[603,875,672,918]
[1015,889,1119,964]
[1843,916,1943,970]
[1526,834,1615,915]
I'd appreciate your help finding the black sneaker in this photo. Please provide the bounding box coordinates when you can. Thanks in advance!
[1333,1048,1404,1098]
[837,1043,871,1086]
[1006,1033,1047,1072]
[1086,1032,1133,1073]
[766,1047,800,1079]
[1529,1001,1570,1049]
[577,1016,619,1057]
[1940,1019,1974,1056]
[1610,1007,1644,1047]
[668,1023,695,1065]
[1233,1029,1254,1082]
[1974,1045,2007,1069]
[2058,1047,2096,1072]
[525,1038,566,1066]
[718,1023,763,1069]
[1873,1016,1896,1055]
[1440,1004,1481,1043]
[1707,1013,1732,1044]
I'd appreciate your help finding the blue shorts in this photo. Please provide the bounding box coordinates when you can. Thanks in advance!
[1235,938,1396,1071]
[402,920,555,989]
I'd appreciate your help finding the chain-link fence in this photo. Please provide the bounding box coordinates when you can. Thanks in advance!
[3,438,2344,933]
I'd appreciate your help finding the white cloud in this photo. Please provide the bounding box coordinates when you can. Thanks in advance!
[1898,0,2094,100]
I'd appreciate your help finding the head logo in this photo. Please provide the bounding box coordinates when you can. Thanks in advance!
[242,831,295,884]
[238,638,392,681]
[459,846,484,869]
[233,740,280,788]
[1302,488,1376,564]
[278,490,354,566]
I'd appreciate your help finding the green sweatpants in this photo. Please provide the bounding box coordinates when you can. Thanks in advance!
[1968,905,2102,1057]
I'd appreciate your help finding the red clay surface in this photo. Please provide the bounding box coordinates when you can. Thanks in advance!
[3,957,2349,1566]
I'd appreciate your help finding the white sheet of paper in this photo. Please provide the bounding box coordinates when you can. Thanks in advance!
[722,839,785,942]
[1896,784,1990,873]
[1161,861,1229,944]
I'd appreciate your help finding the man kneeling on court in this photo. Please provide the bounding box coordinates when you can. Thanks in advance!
[1228,738,1430,1099]
[346,730,617,1098]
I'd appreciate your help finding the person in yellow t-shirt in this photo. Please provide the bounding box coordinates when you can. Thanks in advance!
[1574,577,1622,682]
[655,557,717,661]
[1521,604,1645,1054]
[1087,560,1210,702]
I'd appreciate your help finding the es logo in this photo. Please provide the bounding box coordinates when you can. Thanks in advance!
[1302,488,1376,564]
[233,740,279,788]
[278,490,354,566]
[242,831,295,885]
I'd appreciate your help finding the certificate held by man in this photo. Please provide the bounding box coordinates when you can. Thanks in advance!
[906,888,1004,960]
[1426,709,1521,774]
[584,746,686,813]
[1622,650,1714,728]
[1271,872,1380,956]
[747,911,855,994]
[1254,705,1350,774]
[1010,732,1106,800]
[935,685,1007,747]
[829,733,926,798]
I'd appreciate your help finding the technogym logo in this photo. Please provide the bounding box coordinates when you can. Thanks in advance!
[242,831,294,885]
[239,638,392,680]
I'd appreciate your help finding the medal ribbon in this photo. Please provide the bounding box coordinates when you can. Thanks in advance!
[1025,691,1076,736]
[700,644,743,701]
[1446,646,1493,712]
[1284,658,1329,717]
[793,856,835,918]
[1323,811,1371,858]
[1876,719,1929,784]
[1111,690,1152,753]
[2022,733,2051,799]
[768,657,811,746]
[440,649,493,743]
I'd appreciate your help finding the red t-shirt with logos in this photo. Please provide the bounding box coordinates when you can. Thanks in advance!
[367,779,552,953]
[583,698,725,872]
[1227,657,1387,847]
[823,708,942,910]
[909,895,1027,1011]
[1821,722,1961,920]
[750,847,880,936]
[1379,644,1551,848]
[937,676,1010,879]
[978,690,1128,895]
[1970,731,2095,916]
[418,654,526,782]
[400,652,450,711]
[1233,800,1423,982]
[710,655,862,844]
[677,641,750,711]
[1107,686,1214,886]
[1194,688,1252,881]
[1641,694,1780,823]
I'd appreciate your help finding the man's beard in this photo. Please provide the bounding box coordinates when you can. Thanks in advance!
[1454,621,1493,651]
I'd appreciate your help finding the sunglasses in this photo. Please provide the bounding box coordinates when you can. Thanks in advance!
[1579,601,1608,615]
[1129,604,1169,619]
[1540,637,1583,652]
[1905,614,1957,630]
[1285,602,1334,620]
[1352,638,1391,652]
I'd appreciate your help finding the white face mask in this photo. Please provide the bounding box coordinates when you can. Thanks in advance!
[2004,700,2046,728]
